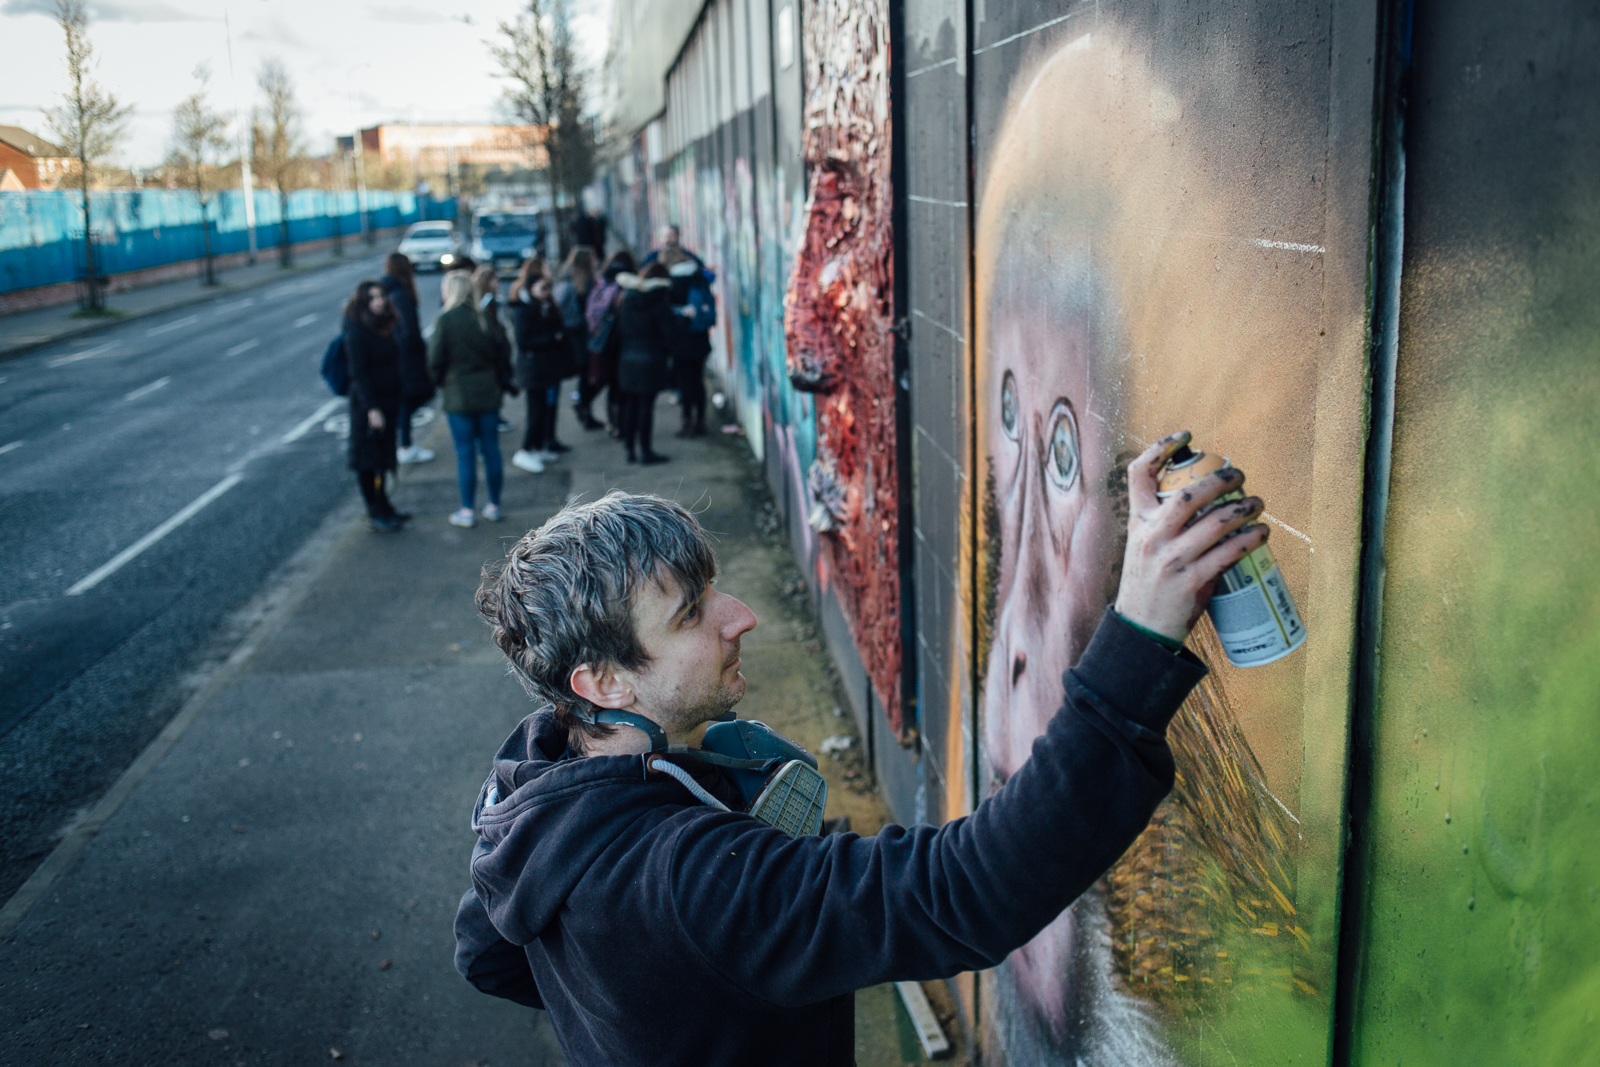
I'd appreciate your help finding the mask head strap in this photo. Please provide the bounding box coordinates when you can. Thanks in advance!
[578,708,670,752]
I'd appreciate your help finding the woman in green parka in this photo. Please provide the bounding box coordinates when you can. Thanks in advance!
[428,271,515,528]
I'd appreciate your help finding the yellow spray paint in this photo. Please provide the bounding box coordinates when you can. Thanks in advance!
[1158,444,1307,667]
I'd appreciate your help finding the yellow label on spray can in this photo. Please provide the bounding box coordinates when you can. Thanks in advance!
[1157,446,1307,667]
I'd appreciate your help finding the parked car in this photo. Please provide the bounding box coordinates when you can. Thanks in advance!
[469,211,544,275]
[397,221,463,272]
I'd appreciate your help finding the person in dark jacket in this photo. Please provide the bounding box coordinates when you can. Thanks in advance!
[613,262,683,465]
[584,251,635,437]
[380,252,436,465]
[343,280,408,531]
[509,261,565,475]
[455,438,1273,1067]
[428,272,514,528]
[645,226,715,438]
[553,246,599,431]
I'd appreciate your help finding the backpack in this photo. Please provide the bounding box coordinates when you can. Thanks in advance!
[686,279,716,332]
[320,333,349,396]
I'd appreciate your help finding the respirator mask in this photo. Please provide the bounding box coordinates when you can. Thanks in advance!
[580,709,828,838]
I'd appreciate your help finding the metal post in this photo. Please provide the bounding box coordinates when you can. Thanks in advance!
[355,137,372,245]
[224,9,258,265]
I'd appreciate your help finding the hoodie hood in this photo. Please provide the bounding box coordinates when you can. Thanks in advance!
[467,708,738,946]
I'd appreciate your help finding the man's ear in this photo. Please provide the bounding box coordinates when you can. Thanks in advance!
[569,662,634,709]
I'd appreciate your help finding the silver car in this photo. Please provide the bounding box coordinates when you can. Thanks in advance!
[397,221,463,272]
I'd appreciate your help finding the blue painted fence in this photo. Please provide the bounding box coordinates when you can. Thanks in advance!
[0,188,457,294]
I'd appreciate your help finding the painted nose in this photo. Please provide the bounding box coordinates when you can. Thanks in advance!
[998,416,1050,693]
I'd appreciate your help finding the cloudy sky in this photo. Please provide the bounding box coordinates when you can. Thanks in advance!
[0,0,612,167]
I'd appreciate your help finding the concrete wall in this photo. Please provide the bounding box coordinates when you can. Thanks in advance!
[1342,0,1600,1061]
[600,0,1600,1060]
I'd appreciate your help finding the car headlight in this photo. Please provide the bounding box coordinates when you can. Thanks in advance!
[440,253,455,265]
[520,247,534,258]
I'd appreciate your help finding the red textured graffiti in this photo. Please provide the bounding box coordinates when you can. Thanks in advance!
[783,0,903,733]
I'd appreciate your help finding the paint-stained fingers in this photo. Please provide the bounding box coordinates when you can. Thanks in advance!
[1127,432,1191,514]
[1193,522,1271,586]
[1171,495,1265,565]
[1157,466,1246,537]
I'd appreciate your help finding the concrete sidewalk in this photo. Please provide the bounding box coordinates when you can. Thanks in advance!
[0,244,382,361]
[0,392,953,1065]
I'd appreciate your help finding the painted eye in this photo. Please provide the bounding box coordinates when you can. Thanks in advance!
[1044,401,1080,491]
[1000,372,1019,440]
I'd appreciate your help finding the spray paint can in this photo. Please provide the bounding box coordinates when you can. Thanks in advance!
[1157,444,1307,667]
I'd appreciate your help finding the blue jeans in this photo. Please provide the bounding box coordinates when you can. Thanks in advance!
[446,411,503,511]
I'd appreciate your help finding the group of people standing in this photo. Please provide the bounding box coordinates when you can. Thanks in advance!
[338,222,717,531]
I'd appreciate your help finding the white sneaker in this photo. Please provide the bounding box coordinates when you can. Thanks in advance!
[481,502,503,522]
[448,508,476,528]
[397,445,435,464]
[511,449,545,473]
[535,449,560,463]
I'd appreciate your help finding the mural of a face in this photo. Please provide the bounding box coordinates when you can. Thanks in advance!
[974,30,1313,1064]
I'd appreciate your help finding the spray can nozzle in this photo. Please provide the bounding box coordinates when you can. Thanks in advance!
[1167,442,1200,467]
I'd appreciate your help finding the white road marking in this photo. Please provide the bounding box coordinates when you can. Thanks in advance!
[123,376,171,402]
[0,440,22,456]
[293,313,319,328]
[225,338,261,357]
[146,315,199,337]
[281,397,344,444]
[65,472,244,596]
[213,297,256,314]
[48,340,120,367]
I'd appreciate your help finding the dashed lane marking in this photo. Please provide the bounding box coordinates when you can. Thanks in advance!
[293,313,319,328]
[123,376,171,402]
[281,397,343,444]
[225,339,260,357]
[48,340,120,367]
[0,440,22,456]
[146,315,199,337]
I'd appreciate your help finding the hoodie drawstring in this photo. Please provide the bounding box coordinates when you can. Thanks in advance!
[649,757,732,812]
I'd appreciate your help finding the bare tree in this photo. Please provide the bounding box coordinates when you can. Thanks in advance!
[169,65,231,286]
[252,59,304,267]
[44,0,130,312]
[492,0,596,248]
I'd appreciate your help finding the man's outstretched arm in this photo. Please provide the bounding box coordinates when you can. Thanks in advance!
[661,433,1272,1005]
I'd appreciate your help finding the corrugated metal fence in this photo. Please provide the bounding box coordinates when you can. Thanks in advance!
[0,189,456,294]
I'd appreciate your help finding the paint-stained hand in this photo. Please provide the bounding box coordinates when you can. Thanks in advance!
[1113,432,1270,645]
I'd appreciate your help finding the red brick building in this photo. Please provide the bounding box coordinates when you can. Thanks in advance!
[0,126,76,190]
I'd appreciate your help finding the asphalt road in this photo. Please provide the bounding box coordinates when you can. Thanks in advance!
[0,253,437,903]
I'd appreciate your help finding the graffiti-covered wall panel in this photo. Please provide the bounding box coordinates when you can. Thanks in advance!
[966,2,1374,1062]
[904,0,973,832]
[1349,1,1600,1061]
[784,0,905,735]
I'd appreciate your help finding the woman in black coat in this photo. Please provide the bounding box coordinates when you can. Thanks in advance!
[344,279,407,531]
[614,262,686,465]
[509,267,567,473]
[380,252,435,465]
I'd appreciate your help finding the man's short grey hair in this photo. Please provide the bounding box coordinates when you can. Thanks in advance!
[476,491,717,741]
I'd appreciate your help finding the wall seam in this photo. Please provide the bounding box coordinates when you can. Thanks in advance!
[1331,0,1414,1060]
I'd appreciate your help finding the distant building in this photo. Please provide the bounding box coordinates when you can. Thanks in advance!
[358,124,546,172]
[0,126,76,190]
